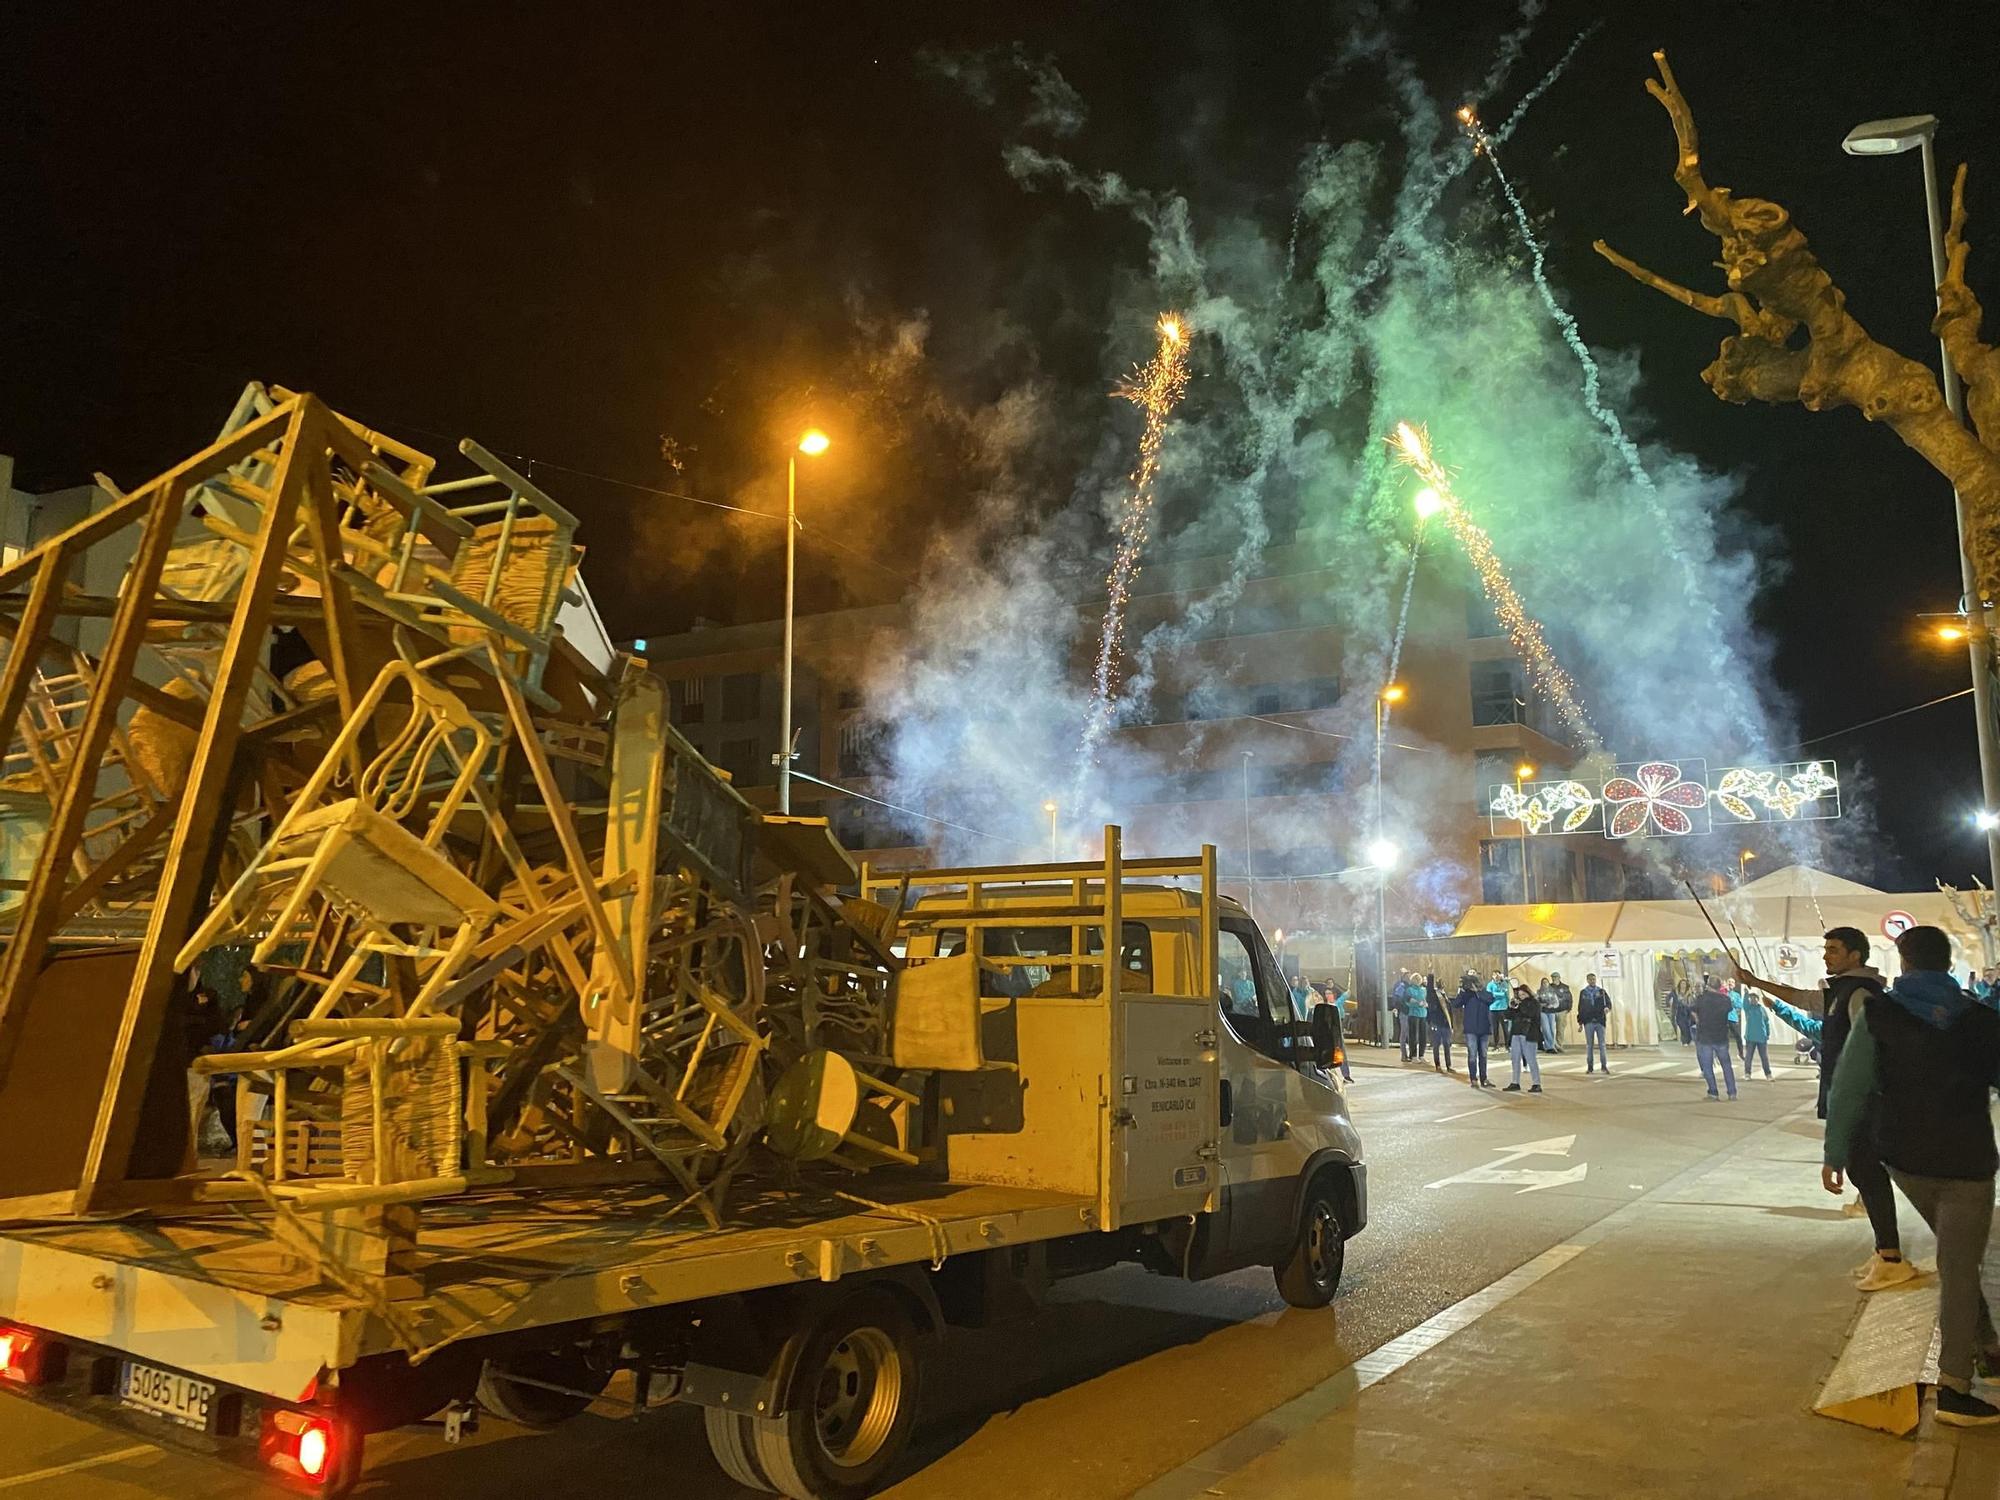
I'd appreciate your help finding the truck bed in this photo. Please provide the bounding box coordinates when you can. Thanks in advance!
[0,1174,1095,1401]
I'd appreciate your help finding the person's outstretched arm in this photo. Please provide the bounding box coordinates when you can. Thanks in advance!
[1763,995,1822,1041]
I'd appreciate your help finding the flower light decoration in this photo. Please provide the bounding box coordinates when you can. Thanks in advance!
[1713,762,1840,823]
[1603,761,1711,839]
[1489,779,1600,835]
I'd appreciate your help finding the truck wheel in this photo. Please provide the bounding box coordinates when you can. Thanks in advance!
[474,1347,612,1428]
[748,1289,921,1500]
[1274,1182,1346,1309]
[704,1406,775,1491]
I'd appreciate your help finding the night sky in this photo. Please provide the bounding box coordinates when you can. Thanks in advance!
[5,1,1999,886]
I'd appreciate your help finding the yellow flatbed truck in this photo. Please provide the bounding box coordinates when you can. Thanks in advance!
[0,837,1365,1499]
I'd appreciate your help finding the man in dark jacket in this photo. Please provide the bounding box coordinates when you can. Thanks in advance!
[1503,983,1543,1093]
[1689,974,1737,1101]
[1737,928,1906,1288]
[1824,925,2000,1425]
[1577,973,1612,1074]
[1453,972,1493,1089]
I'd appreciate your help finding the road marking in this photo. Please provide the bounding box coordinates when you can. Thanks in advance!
[0,1447,154,1492]
[1433,1104,1499,1123]
[1134,1098,1820,1500]
[1423,1134,1588,1194]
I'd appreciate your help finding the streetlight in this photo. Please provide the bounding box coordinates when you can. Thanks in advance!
[1514,761,1536,904]
[1738,848,1756,886]
[778,428,830,814]
[1939,623,1969,644]
[1042,799,1059,858]
[1843,114,2000,898]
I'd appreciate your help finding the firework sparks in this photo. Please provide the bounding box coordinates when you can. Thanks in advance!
[1390,421,1600,748]
[1074,313,1192,785]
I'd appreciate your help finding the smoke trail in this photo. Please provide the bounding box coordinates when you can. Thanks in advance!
[1375,528,1426,801]
[1491,23,1603,146]
[1464,111,1657,496]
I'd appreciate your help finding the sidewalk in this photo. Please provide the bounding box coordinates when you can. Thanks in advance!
[1137,1102,2000,1500]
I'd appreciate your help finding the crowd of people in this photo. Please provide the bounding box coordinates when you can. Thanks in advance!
[1372,967,1615,1092]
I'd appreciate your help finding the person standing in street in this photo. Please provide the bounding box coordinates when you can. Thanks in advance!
[1454,971,1492,1088]
[1822,925,2000,1424]
[1741,984,1773,1079]
[1737,928,1908,1290]
[1689,973,1737,1101]
[1428,974,1455,1073]
[1671,984,1696,1046]
[1317,981,1354,1082]
[1504,982,1543,1093]
[1577,972,1613,1074]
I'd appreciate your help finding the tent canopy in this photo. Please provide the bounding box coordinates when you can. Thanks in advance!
[1732,863,1880,899]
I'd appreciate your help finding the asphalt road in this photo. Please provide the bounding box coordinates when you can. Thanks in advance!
[0,1045,1819,1498]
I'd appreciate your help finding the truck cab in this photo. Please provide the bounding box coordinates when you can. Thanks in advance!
[878,833,1366,1306]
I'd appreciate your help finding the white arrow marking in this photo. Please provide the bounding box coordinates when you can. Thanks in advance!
[1424,1134,1589,1195]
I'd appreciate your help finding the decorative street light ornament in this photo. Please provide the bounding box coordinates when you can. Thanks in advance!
[1711,761,1841,823]
[1488,779,1600,836]
[1489,759,1843,838]
[1603,761,1711,839]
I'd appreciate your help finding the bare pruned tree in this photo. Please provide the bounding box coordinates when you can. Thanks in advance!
[1594,51,2000,606]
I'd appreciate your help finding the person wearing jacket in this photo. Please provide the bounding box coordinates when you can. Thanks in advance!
[1454,972,1493,1088]
[1689,975,1738,1101]
[1503,983,1543,1093]
[1738,927,1908,1290]
[1577,973,1613,1074]
[1823,925,2000,1425]
[1426,974,1455,1073]
[1741,986,1774,1078]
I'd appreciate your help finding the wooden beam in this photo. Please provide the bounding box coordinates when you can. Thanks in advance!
[73,401,321,1211]
[0,474,192,1085]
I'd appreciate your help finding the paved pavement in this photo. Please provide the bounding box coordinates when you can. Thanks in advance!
[1,1042,1992,1497]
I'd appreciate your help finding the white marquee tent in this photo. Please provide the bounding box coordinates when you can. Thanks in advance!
[1451,865,1986,1046]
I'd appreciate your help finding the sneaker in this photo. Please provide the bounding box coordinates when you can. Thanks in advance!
[1935,1387,2000,1427]
[1482,1079,1498,1089]
[1975,1347,2000,1381]
[1529,1084,1543,1093]
[1857,1256,1919,1292]
[1841,1199,1870,1219]
[1503,1083,1522,1092]
[1703,1091,1719,1101]
[1726,1093,1738,1102]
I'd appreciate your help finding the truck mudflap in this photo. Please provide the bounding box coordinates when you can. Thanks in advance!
[0,1321,360,1494]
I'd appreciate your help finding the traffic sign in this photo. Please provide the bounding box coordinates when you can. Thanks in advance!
[1880,911,1916,941]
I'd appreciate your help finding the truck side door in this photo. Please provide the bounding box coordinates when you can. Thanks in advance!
[1214,916,1313,1268]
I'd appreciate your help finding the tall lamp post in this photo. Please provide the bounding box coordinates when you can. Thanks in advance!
[1365,835,1400,1047]
[1239,751,1256,915]
[1373,685,1404,1043]
[1515,761,1536,903]
[1737,848,1756,887]
[1843,114,2000,897]
[1042,799,1059,859]
[778,428,830,814]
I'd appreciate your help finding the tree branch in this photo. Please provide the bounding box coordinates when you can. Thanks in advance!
[1593,239,1792,339]
[1604,50,2000,606]
[1938,161,2000,445]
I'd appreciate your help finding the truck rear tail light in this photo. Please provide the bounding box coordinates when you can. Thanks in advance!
[0,1323,59,1386]
[261,1408,340,1485]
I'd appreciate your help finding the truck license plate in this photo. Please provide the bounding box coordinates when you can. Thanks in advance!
[118,1361,215,1431]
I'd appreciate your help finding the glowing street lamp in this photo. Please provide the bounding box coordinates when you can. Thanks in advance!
[1738,848,1757,886]
[1938,623,1969,643]
[1365,837,1401,870]
[1042,799,1059,857]
[1975,810,2000,833]
[779,429,831,814]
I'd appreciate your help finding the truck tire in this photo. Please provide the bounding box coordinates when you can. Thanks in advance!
[747,1288,921,1500]
[704,1406,775,1491]
[1274,1180,1346,1309]
[474,1347,612,1428]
